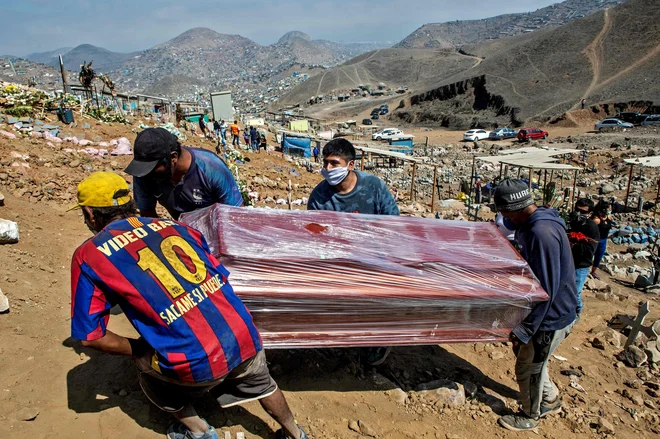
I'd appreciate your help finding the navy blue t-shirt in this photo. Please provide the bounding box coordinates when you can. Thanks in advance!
[307,171,399,215]
[134,147,243,219]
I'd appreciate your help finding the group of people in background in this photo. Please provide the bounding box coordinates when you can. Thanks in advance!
[181,117,270,156]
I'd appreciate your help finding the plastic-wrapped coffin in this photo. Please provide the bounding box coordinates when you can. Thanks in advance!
[182,205,548,348]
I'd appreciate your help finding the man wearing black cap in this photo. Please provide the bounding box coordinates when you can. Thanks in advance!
[493,179,577,432]
[126,128,243,220]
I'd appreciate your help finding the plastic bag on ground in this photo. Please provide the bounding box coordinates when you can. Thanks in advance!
[0,219,19,244]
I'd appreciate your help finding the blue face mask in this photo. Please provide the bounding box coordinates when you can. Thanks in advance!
[503,217,519,231]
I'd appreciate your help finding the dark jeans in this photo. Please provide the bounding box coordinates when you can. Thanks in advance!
[592,238,608,269]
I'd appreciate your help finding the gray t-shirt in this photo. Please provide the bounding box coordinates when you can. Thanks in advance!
[307,171,400,215]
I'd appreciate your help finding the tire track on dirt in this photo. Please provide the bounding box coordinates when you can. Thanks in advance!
[485,74,528,99]
[580,8,612,104]
[592,43,660,93]
[315,71,328,96]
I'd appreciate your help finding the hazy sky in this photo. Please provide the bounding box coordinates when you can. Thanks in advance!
[2,0,560,56]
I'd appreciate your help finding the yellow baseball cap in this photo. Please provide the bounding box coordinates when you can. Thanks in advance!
[68,172,132,211]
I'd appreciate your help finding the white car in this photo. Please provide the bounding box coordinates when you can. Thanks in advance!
[595,118,634,130]
[372,128,402,141]
[463,129,490,141]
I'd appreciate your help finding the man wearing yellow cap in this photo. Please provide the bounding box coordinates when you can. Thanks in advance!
[69,172,307,439]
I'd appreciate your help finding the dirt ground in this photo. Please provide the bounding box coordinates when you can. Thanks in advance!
[2,119,660,439]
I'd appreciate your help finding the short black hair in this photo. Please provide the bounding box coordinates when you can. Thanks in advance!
[84,198,138,230]
[576,198,595,211]
[594,200,611,215]
[322,138,356,162]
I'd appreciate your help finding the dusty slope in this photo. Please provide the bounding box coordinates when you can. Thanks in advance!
[283,0,659,123]
[277,48,479,106]
[395,0,625,49]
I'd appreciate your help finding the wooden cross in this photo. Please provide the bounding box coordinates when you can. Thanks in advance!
[621,302,660,348]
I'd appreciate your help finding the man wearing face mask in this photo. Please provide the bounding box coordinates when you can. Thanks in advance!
[567,198,599,317]
[493,179,577,432]
[307,138,399,366]
[126,128,243,220]
[307,138,399,215]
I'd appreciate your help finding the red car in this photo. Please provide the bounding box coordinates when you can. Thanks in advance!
[517,128,548,141]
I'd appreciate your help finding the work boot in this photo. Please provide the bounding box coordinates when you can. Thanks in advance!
[498,414,540,431]
[540,396,562,418]
[167,419,219,439]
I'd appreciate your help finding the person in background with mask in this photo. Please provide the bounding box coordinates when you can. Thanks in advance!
[590,200,614,279]
[494,179,577,432]
[307,138,399,215]
[125,128,243,220]
[567,198,599,318]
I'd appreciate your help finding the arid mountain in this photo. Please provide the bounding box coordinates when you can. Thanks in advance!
[281,0,659,125]
[21,27,388,100]
[25,48,73,65]
[27,44,137,73]
[278,31,312,43]
[395,0,626,49]
[277,48,480,106]
[110,27,389,99]
[453,0,660,120]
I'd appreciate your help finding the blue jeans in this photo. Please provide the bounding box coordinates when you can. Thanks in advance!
[575,267,590,313]
[592,238,608,269]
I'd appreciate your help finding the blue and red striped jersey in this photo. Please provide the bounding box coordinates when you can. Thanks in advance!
[70,216,262,383]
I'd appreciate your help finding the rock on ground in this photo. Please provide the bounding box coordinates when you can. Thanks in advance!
[597,417,615,434]
[415,379,466,408]
[0,288,8,313]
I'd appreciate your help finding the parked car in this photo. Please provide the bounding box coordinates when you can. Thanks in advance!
[362,118,373,125]
[371,108,381,116]
[380,104,389,115]
[463,129,490,141]
[371,113,379,120]
[642,115,660,126]
[595,118,634,130]
[372,128,403,141]
[488,128,518,140]
[517,128,548,142]
[615,112,646,125]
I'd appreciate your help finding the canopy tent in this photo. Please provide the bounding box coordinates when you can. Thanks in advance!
[623,156,660,212]
[476,147,583,209]
[282,134,312,158]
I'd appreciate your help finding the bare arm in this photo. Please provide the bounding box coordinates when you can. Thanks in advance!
[80,330,141,356]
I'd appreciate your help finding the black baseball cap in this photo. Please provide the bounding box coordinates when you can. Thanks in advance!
[125,128,178,177]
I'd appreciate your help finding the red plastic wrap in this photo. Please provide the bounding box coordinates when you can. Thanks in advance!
[181,205,548,348]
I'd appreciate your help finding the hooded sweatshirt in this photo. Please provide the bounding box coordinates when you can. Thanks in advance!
[512,207,577,343]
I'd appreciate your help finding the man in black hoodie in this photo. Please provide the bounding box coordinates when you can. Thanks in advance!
[494,179,577,432]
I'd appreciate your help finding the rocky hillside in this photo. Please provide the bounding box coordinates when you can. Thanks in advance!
[26,44,137,73]
[395,0,626,49]
[110,28,390,100]
[282,0,658,125]
[24,48,72,65]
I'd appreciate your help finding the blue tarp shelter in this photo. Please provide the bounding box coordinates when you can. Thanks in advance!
[389,137,414,155]
[282,135,312,158]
